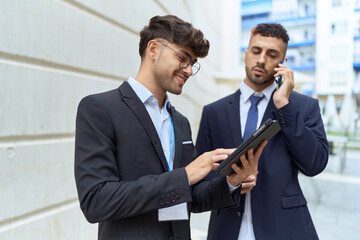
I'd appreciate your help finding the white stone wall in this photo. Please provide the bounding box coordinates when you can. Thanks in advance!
[0,0,241,239]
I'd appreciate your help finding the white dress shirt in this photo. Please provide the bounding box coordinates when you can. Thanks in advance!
[238,81,276,240]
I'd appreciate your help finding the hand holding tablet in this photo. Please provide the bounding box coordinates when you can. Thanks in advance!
[215,119,281,176]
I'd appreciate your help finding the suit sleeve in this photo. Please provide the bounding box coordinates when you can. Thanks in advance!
[273,98,329,176]
[190,177,239,213]
[193,107,241,209]
[74,96,192,223]
[196,106,213,156]
[195,107,222,182]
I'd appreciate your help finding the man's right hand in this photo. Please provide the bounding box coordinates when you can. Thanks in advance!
[185,148,234,185]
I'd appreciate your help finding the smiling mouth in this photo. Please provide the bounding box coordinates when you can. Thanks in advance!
[175,74,187,84]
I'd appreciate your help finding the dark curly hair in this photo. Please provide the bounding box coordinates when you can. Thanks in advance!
[251,23,289,45]
[139,15,210,59]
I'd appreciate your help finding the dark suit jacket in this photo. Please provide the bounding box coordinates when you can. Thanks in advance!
[74,82,236,240]
[196,90,329,240]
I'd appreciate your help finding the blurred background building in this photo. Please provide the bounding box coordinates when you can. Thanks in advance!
[1,0,360,239]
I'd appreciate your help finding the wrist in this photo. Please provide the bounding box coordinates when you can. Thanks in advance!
[274,99,289,109]
[184,166,194,185]
[226,176,241,188]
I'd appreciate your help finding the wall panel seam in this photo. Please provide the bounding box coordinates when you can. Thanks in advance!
[0,51,126,82]
[0,198,80,233]
[153,0,170,14]
[0,134,75,147]
[58,0,138,36]
[182,0,191,13]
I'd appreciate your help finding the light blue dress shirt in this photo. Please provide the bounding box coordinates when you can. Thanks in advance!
[127,77,174,171]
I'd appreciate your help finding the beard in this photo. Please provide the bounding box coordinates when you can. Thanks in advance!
[153,65,184,95]
[245,64,274,86]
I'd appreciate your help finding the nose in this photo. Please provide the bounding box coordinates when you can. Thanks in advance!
[183,64,193,76]
[257,53,266,65]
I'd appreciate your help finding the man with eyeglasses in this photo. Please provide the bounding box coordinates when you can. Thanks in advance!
[74,15,267,240]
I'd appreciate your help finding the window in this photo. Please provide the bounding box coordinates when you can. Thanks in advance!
[331,21,348,35]
[332,0,342,7]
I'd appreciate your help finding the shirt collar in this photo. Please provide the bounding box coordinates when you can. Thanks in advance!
[127,77,171,110]
[240,80,277,102]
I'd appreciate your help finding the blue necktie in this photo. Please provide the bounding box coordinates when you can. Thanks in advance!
[243,95,264,140]
[239,95,263,216]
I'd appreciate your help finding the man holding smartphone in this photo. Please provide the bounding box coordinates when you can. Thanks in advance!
[196,23,328,240]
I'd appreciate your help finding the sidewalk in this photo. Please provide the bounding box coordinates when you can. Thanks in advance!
[302,149,360,239]
[190,149,360,240]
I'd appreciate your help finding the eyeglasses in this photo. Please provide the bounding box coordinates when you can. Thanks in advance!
[157,40,201,76]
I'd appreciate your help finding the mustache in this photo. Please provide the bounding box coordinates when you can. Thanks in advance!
[251,65,268,74]
[176,70,190,79]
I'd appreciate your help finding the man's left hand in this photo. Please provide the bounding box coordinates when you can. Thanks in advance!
[227,140,267,187]
[273,63,294,109]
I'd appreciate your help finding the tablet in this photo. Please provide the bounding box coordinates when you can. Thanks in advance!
[215,119,281,175]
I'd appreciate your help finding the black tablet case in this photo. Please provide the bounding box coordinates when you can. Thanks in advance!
[215,119,281,175]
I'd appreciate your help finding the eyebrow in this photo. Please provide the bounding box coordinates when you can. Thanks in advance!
[179,49,198,63]
[251,46,280,55]
[180,49,193,59]
[268,49,280,55]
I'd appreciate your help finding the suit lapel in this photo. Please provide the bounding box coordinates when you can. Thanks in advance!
[227,90,242,146]
[230,89,276,146]
[169,105,183,169]
[118,82,169,172]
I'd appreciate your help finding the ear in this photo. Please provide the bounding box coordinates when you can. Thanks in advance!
[147,40,158,61]
[243,49,247,63]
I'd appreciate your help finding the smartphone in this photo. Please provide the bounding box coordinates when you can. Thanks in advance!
[276,58,285,88]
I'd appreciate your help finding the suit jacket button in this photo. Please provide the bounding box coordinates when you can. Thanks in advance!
[237,211,242,217]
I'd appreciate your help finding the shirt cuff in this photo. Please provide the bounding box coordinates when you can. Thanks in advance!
[226,177,240,193]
